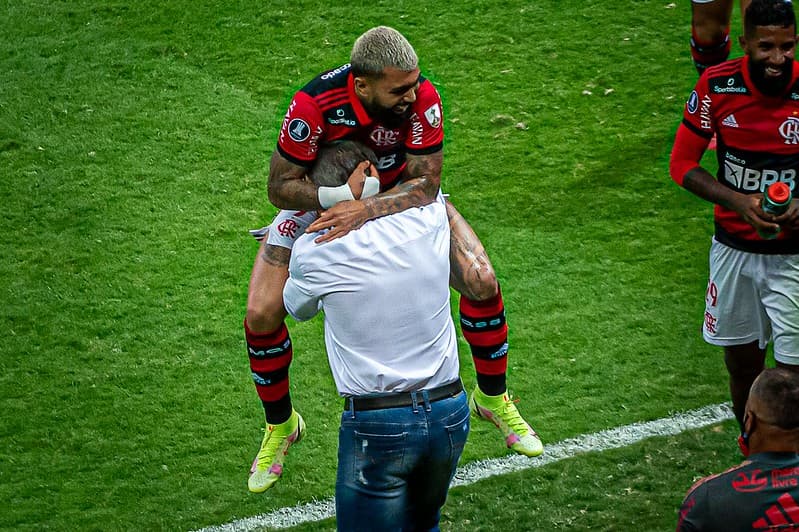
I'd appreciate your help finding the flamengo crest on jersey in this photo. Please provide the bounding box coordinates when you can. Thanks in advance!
[276,63,444,190]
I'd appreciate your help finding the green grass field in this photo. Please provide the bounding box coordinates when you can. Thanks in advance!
[1,1,754,530]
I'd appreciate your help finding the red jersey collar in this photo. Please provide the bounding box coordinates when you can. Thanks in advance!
[347,72,373,126]
[741,54,799,99]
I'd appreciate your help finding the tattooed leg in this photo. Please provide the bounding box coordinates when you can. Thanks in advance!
[447,201,498,301]
[243,240,295,424]
[246,242,290,331]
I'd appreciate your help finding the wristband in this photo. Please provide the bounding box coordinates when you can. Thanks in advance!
[318,183,355,208]
[362,176,381,199]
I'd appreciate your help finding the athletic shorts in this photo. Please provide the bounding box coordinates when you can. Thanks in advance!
[702,238,799,364]
[264,210,319,249]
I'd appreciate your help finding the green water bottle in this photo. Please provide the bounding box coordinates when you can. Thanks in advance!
[759,182,792,239]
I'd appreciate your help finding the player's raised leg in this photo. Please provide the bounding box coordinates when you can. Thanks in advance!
[446,200,543,457]
[244,216,310,493]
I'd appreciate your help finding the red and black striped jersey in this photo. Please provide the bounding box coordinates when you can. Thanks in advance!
[677,452,799,531]
[676,55,799,253]
[276,63,444,191]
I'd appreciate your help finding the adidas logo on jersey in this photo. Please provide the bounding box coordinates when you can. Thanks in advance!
[722,114,739,128]
[752,492,799,529]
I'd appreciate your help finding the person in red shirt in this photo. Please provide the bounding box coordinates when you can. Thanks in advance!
[244,26,543,494]
[670,0,799,442]
[677,368,799,531]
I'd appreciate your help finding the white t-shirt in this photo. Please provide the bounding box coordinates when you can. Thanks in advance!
[283,196,460,397]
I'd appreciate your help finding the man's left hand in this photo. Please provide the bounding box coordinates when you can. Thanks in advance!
[307,200,369,243]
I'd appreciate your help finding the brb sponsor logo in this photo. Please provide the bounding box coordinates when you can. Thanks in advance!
[723,158,796,192]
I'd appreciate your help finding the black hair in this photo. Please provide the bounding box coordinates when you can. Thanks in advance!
[753,368,799,430]
[308,141,378,187]
[745,0,796,37]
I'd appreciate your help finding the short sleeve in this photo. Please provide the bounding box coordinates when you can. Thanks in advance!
[681,74,715,140]
[405,79,444,155]
[276,91,326,166]
[283,251,321,322]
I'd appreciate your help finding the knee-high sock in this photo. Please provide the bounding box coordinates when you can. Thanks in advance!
[691,27,730,75]
[459,286,508,396]
[245,319,293,425]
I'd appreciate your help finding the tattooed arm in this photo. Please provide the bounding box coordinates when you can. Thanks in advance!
[267,148,378,212]
[267,149,320,211]
[306,150,442,242]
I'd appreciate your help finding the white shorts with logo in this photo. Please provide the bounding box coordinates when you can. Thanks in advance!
[263,210,319,249]
[703,238,799,365]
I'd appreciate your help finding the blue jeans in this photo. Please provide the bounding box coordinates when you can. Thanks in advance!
[335,391,470,532]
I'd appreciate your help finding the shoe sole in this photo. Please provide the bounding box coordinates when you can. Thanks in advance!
[512,437,544,457]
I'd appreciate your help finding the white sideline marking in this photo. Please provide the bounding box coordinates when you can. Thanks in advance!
[196,403,733,532]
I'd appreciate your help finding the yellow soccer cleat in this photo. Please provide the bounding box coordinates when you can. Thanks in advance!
[470,388,543,457]
[248,410,305,493]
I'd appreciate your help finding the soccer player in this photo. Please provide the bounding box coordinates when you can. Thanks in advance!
[691,0,752,75]
[244,26,543,494]
[283,140,468,530]
[669,0,799,439]
[677,368,799,530]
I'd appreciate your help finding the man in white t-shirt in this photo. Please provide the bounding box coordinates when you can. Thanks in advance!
[283,140,469,531]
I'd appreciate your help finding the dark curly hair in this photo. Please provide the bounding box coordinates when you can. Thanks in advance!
[745,0,796,37]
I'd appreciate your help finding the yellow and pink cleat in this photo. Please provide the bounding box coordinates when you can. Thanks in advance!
[248,410,305,493]
[470,388,543,457]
